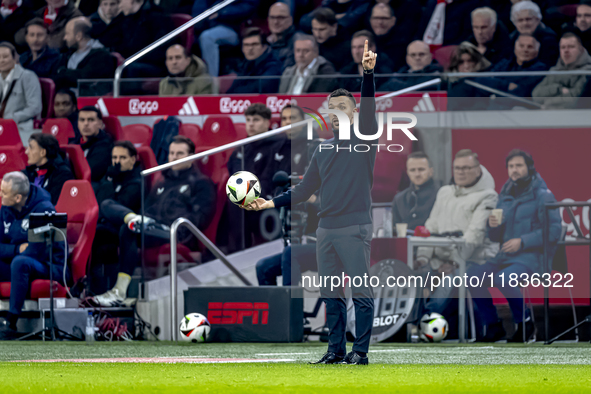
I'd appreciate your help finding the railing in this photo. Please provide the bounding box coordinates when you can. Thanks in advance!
[112,0,237,97]
[156,78,441,342]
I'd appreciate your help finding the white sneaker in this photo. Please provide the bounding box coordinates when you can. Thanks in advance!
[93,289,125,307]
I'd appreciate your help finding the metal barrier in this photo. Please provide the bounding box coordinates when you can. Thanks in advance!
[113,0,237,97]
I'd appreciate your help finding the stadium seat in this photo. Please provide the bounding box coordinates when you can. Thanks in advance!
[137,145,159,189]
[39,78,56,119]
[270,115,281,130]
[121,124,153,147]
[111,52,125,67]
[103,116,124,141]
[0,119,25,160]
[371,131,413,203]
[42,118,76,146]
[0,180,99,301]
[432,45,458,70]
[170,13,194,55]
[60,145,91,182]
[201,116,242,147]
[0,146,27,180]
[179,123,202,146]
[197,152,230,244]
[558,4,578,17]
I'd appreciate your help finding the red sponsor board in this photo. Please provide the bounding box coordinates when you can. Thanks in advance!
[77,92,447,117]
[452,128,591,304]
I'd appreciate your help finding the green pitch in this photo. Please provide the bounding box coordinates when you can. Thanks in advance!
[1,342,591,394]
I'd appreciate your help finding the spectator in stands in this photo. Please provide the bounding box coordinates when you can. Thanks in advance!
[159,44,213,96]
[0,0,34,52]
[533,32,591,108]
[15,0,83,51]
[19,19,61,79]
[418,0,482,47]
[0,172,68,340]
[0,42,42,135]
[267,2,297,69]
[53,88,81,141]
[391,151,442,234]
[310,7,351,71]
[76,106,113,185]
[90,141,141,293]
[340,30,393,92]
[467,7,512,65]
[480,34,548,98]
[279,103,318,175]
[278,34,337,94]
[193,0,258,77]
[23,133,74,205]
[416,149,498,316]
[227,27,282,94]
[90,0,120,48]
[509,1,559,67]
[574,2,591,53]
[380,40,443,92]
[468,149,561,342]
[53,17,117,92]
[367,3,408,71]
[299,0,369,36]
[446,41,492,109]
[92,136,216,306]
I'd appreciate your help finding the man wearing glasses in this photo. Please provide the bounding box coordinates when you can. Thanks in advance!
[415,149,499,318]
[381,40,443,91]
[267,2,297,69]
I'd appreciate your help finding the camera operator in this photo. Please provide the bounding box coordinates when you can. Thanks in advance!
[0,172,67,339]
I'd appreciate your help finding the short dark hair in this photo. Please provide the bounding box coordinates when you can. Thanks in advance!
[245,103,272,120]
[79,105,103,120]
[24,18,47,36]
[352,30,376,49]
[113,140,137,158]
[0,41,17,59]
[293,33,318,52]
[561,31,583,46]
[281,103,304,120]
[455,148,480,165]
[29,133,61,160]
[55,89,77,108]
[407,151,432,166]
[312,7,337,25]
[505,149,536,174]
[171,135,195,154]
[328,88,356,108]
[166,43,190,58]
[242,27,266,45]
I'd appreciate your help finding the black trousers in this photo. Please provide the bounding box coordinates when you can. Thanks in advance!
[317,224,374,355]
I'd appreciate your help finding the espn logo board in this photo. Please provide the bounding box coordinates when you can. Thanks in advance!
[184,287,304,342]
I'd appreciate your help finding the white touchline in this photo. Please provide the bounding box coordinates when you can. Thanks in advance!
[256,353,312,356]
[369,349,411,353]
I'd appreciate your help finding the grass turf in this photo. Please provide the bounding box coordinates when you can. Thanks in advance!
[1,342,591,393]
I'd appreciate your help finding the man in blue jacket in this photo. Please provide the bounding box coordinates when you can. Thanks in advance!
[246,41,378,365]
[0,172,68,339]
[467,149,562,343]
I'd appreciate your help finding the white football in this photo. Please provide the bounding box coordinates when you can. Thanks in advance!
[179,313,211,343]
[226,171,262,206]
[419,312,449,342]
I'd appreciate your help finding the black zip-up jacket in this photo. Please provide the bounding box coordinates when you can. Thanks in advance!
[23,154,75,205]
[95,163,142,214]
[273,71,377,229]
[391,177,442,231]
[78,129,114,184]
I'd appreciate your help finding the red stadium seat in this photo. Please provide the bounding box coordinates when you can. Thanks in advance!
[42,118,75,145]
[121,123,153,147]
[137,145,159,189]
[196,152,230,244]
[0,146,27,180]
[170,13,194,55]
[39,78,56,119]
[111,52,125,67]
[179,123,202,146]
[270,115,281,130]
[201,116,242,147]
[1,180,99,301]
[60,145,91,182]
[0,119,25,161]
[103,116,124,141]
[433,45,458,71]
[558,4,578,17]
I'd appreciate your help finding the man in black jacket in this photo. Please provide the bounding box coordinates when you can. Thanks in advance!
[53,17,116,95]
[75,106,113,187]
[90,141,141,294]
[311,7,351,72]
[23,133,74,205]
[246,41,378,365]
[391,151,441,234]
[467,7,512,65]
[93,136,216,306]
[19,18,61,79]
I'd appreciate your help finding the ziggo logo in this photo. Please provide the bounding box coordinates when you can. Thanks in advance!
[129,99,159,115]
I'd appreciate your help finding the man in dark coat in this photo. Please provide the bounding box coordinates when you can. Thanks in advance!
[0,0,35,52]
[75,106,114,186]
[467,149,562,343]
[267,2,297,69]
[311,7,352,72]
[23,133,74,205]
[19,18,61,79]
[467,7,512,65]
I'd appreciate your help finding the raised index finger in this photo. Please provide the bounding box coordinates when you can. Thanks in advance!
[364,40,368,54]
